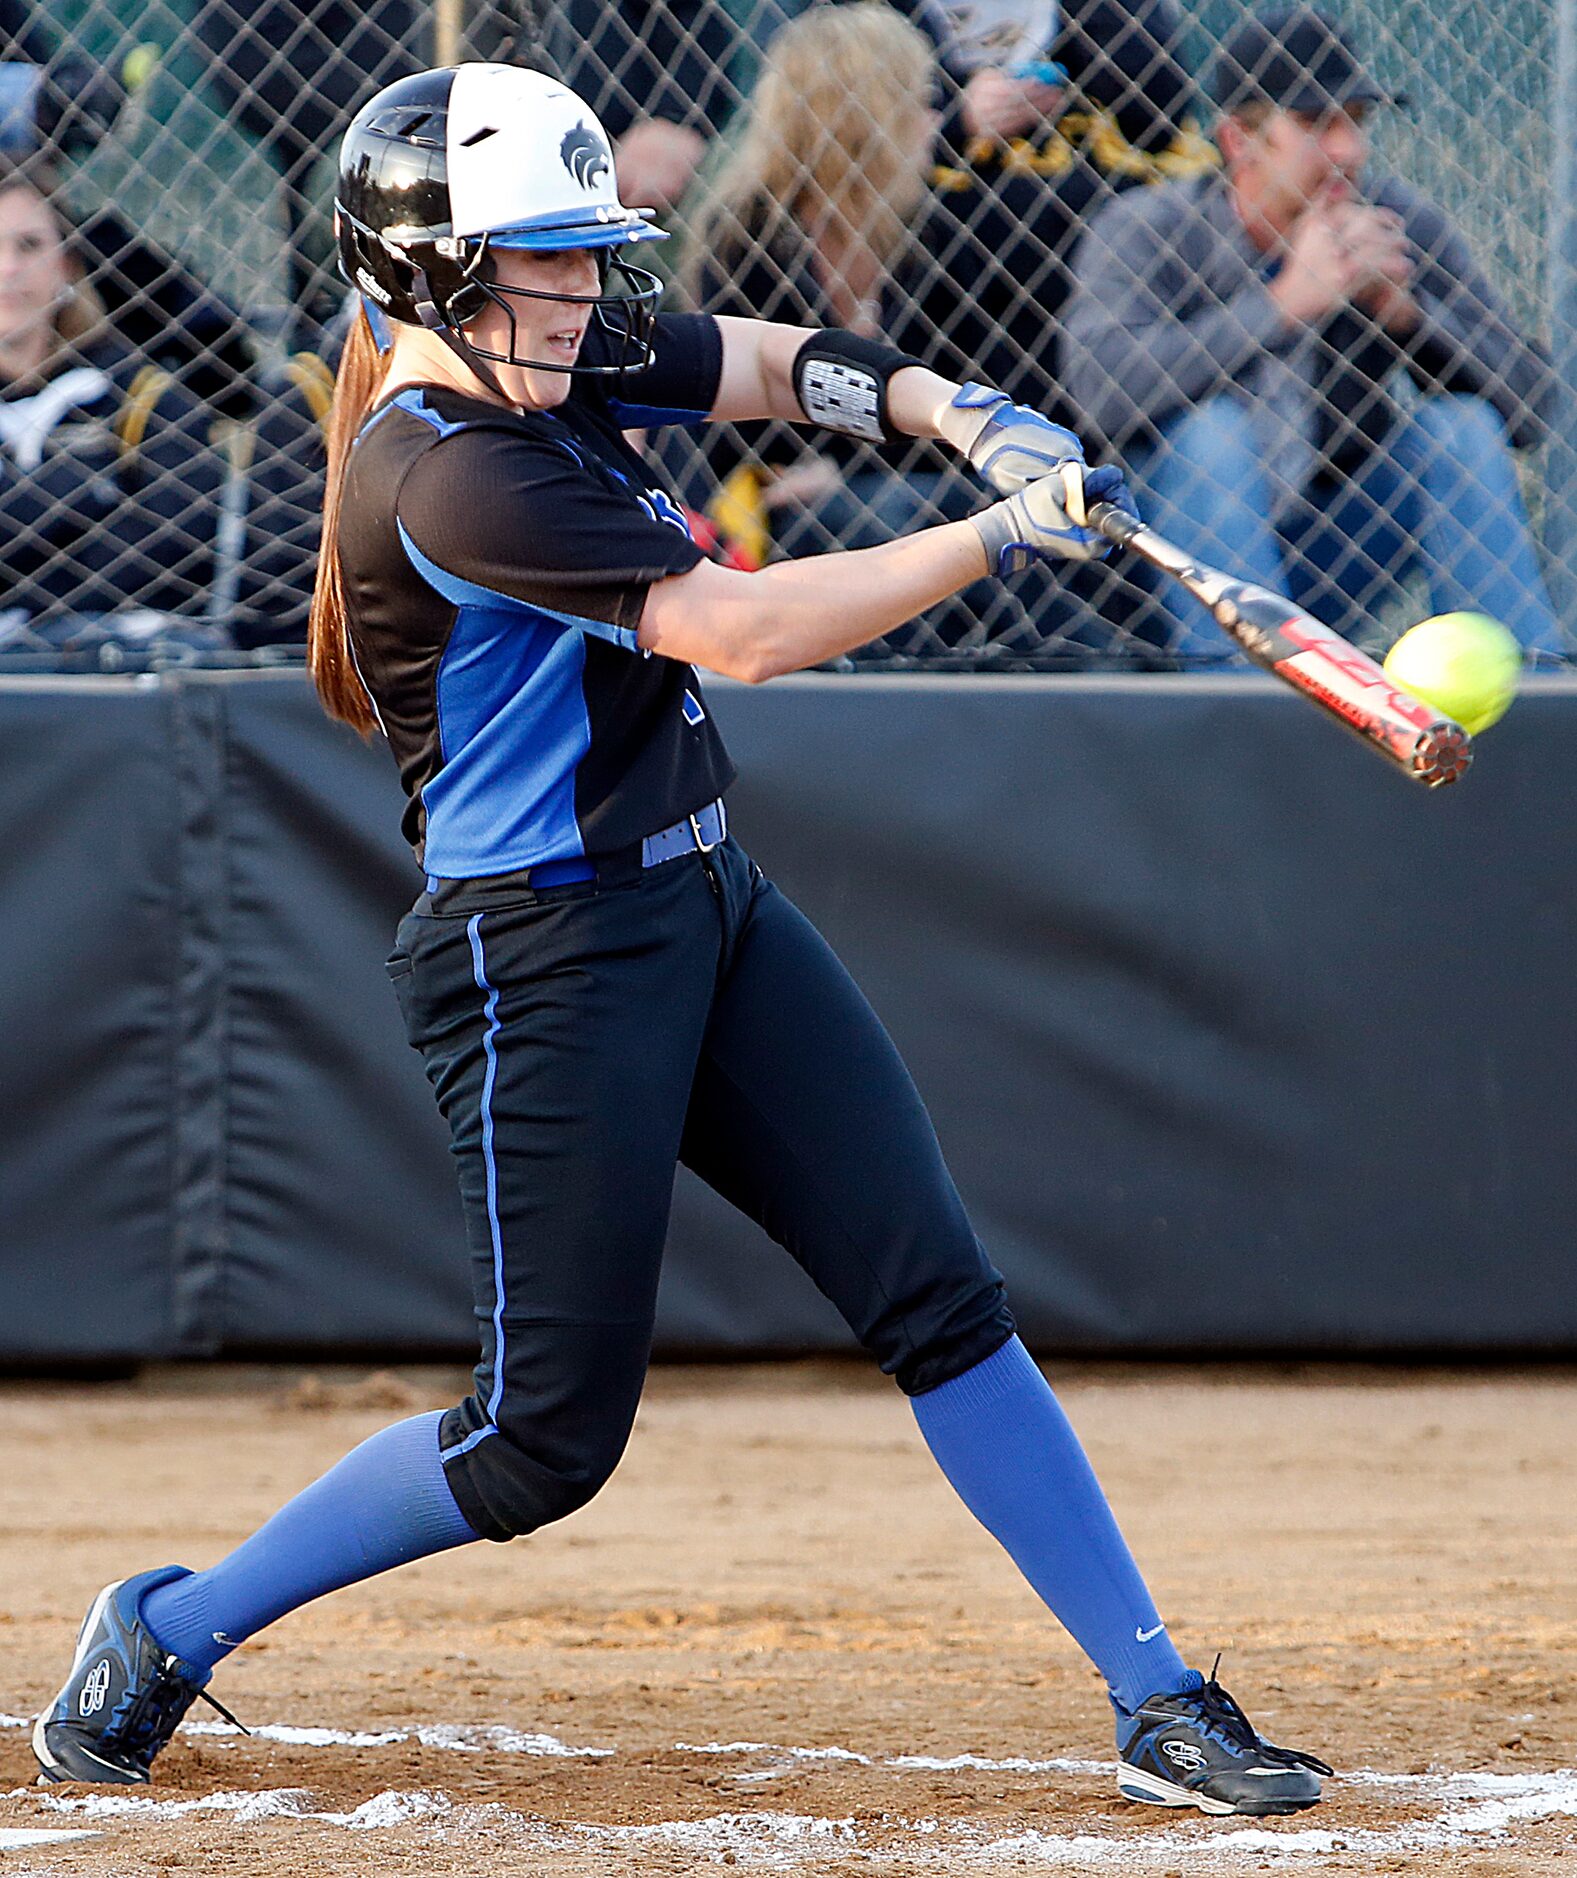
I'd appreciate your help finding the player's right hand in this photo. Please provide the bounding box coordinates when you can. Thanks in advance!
[970,462,1136,572]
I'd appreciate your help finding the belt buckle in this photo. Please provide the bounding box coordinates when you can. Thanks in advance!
[688,806,720,855]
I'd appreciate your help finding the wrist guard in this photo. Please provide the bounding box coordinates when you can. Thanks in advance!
[791,330,922,445]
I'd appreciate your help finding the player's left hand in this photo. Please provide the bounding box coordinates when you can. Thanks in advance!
[972,461,1138,571]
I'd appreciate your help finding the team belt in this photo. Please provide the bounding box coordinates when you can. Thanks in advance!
[640,797,727,869]
[422,798,729,903]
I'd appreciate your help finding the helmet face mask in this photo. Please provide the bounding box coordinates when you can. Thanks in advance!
[453,245,662,375]
[334,64,667,383]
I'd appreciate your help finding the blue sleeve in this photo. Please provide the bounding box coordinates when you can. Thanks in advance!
[604,311,724,429]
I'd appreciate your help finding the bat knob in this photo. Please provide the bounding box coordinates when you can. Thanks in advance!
[1088,500,1141,549]
[1414,722,1473,788]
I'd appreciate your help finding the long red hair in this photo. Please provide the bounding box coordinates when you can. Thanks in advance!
[307,308,388,733]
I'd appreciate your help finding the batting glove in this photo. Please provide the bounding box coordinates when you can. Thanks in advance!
[971,461,1137,571]
[936,381,1088,494]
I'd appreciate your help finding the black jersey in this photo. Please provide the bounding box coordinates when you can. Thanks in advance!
[337,312,736,876]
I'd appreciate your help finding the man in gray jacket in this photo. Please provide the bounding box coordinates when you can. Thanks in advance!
[1062,5,1564,659]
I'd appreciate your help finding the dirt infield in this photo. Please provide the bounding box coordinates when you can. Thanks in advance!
[2,1361,1574,1876]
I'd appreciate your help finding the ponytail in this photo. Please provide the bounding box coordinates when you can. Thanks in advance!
[308,308,388,734]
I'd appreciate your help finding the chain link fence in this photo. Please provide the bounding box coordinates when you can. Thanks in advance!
[1,0,1571,670]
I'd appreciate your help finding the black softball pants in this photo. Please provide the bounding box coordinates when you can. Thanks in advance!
[386,835,1015,1543]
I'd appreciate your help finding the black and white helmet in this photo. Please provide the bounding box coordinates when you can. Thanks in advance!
[335,64,665,379]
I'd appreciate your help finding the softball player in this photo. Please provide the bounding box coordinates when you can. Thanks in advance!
[34,63,1330,1818]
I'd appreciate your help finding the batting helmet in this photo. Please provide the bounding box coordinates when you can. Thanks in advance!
[334,63,665,377]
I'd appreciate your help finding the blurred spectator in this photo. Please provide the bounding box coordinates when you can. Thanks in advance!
[681,4,968,580]
[555,0,1203,294]
[554,0,739,211]
[555,0,962,217]
[212,348,329,650]
[0,40,256,414]
[891,0,1210,657]
[0,156,223,641]
[939,0,1205,183]
[561,0,1208,418]
[1063,5,1563,660]
[0,51,124,160]
[676,0,1201,661]
[187,0,516,328]
[69,207,255,419]
[898,0,1207,453]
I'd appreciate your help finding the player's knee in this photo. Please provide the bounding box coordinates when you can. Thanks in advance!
[440,1397,637,1541]
[517,1445,623,1529]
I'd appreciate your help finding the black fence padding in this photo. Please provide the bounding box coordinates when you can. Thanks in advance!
[4,670,1576,1361]
[1,679,181,1358]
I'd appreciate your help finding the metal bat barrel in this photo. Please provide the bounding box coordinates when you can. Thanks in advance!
[1088,501,1473,789]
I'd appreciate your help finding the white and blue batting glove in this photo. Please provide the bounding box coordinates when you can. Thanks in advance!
[970,461,1138,572]
[937,381,1088,494]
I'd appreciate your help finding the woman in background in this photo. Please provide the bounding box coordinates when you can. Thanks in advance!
[0,156,219,638]
[681,6,966,571]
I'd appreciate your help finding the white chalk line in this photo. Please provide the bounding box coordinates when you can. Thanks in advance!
[7,1705,1574,1801]
[0,1714,1213,1782]
[184,1718,613,1758]
[678,1738,1115,1784]
[18,1775,1577,1869]
[28,1788,451,1832]
[496,1772,1577,1868]
[0,1712,606,1759]
[8,1713,1577,1865]
[12,1709,1531,1792]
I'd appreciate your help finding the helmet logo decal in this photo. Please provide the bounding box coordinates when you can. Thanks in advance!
[561,123,611,190]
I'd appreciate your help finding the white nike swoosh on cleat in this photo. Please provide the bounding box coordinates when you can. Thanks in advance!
[1135,1622,1166,1643]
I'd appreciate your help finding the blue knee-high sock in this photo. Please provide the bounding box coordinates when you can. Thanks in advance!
[140,1411,480,1674]
[912,1336,1201,1716]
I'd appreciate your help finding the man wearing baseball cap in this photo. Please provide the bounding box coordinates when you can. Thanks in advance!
[1062,5,1564,659]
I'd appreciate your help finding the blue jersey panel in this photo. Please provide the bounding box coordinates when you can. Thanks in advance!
[423,605,591,876]
[398,521,616,876]
[391,386,468,436]
[605,399,713,429]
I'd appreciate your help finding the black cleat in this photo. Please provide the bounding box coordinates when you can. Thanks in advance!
[1115,1673,1332,1817]
[33,1567,220,1784]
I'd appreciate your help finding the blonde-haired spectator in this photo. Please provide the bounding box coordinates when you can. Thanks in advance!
[680,3,966,584]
